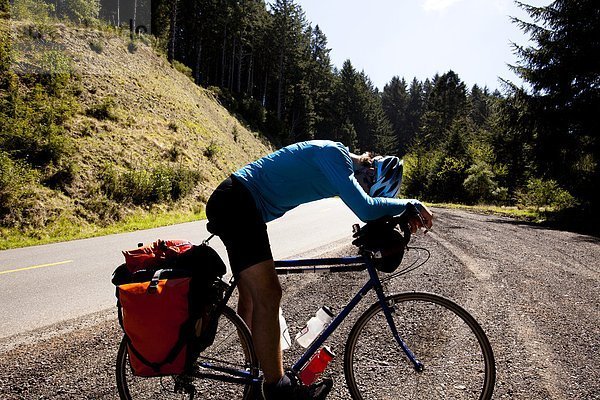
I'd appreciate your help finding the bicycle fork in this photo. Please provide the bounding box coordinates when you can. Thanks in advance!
[369,268,425,372]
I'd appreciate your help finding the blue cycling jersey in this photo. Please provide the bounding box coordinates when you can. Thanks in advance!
[233,140,422,223]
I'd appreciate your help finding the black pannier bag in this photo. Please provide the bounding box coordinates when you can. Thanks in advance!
[352,218,407,273]
[112,241,227,376]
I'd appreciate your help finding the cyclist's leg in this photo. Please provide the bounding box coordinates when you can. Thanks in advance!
[237,277,254,330]
[238,259,284,384]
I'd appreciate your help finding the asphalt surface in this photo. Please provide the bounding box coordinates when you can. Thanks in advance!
[0,207,599,399]
[0,198,360,339]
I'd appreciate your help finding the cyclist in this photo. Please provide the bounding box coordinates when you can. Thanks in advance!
[206,140,432,399]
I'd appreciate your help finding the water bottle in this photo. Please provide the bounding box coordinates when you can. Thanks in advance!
[279,307,291,351]
[299,346,335,385]
[295,306,334,348]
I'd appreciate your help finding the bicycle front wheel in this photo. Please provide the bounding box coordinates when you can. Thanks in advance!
[116,305,258,400]
[344,292,495,400]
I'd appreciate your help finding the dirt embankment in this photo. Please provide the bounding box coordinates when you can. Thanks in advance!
[0,208,598,399]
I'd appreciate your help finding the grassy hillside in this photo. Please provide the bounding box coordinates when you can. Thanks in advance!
[0,20,272,249]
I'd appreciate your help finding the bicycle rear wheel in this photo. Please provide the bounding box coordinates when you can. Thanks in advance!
[344,292,495,400]
[116,306,258,400]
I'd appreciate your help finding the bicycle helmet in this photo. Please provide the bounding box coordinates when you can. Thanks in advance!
[369,156,403,198]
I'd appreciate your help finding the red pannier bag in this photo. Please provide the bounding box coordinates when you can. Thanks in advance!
[112,240,227,377]
[118,269,193,376]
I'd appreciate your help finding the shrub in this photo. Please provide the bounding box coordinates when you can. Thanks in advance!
[121,168,153,204]
[57,0,99,23]
[172,60,193,81]
[89,40,103,53]
[39,50,74,94]
[86,96,118,121]
[42,160,77,190]
[0,23,12,77]
[463,163,498,203]
[426,155,469,202]
[127,41,138,54]
[77,194,124,225]
[0,151,37,220]
[518,178,575,212]
[171,167,203,200]
[100,164,203,205]
[11,0,54,22]
[99,163,121,200]
[166,145,179,162]
[204,140,221,159]
[1,86,75,170]
[240,97,266,128]
[401,152,432,199]
[150,165,174,202]
[168,122,178,132]
[1,0,10,17]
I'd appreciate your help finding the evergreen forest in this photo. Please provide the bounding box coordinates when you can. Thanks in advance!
[157,0,600,227]
[1,0,599,236]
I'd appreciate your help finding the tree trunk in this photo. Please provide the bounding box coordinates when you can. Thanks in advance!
[263,71,268,107]
[221,25,227,87]
[237,38,242,94]
[229,36,236,91]
[195,42,202,84]
[168,0,178,62]
[247,50,253,96]
[277,49,284,120]
[133,0,137,30]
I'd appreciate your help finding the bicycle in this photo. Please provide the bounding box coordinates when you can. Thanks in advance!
[115,205,496,399]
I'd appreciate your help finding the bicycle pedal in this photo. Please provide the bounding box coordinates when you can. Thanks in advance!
[174,377,196,398]
[309,378,333,400]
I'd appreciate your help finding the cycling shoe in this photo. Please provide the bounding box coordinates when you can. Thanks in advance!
[309,378,333,400]
[263,373,333,400]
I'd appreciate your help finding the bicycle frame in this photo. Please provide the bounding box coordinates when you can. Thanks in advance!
[194,254,424,389]
[274,256,424,373]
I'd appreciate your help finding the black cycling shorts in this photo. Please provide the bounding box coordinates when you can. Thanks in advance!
[206,175,272,275]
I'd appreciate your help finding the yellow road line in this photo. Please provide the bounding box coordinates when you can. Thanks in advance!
[0,260,74,275]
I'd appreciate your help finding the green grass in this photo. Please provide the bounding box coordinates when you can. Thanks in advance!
[0,209,206,250]
[0,200,579,251]
[430,202,539,220]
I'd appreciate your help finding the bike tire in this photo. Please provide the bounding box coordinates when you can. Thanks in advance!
[116,305,258,400]
[344,292,495,400]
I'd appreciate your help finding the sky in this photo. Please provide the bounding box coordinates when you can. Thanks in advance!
[292,0,551,92]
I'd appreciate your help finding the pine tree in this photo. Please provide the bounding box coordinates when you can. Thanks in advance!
[510,0,600,208]
[468,84,491,128]
[333,60,361,148]
[270,0,309,122]
[421,70,467,149]
[405,78,424,149]
[308,25,335,140]
[382,76,410,155]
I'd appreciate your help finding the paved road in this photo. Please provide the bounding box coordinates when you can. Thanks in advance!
[0,208,599,399]
[0,198,360,339]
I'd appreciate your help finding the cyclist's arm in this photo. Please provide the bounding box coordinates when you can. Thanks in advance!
[315,144,425,222]
[340,175,425,222]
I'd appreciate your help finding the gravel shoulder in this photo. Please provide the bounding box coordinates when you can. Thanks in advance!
[1,208,599,399]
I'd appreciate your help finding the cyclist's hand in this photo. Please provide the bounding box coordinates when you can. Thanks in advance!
[408,204,433,233]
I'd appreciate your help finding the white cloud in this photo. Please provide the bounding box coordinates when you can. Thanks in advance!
[422,0,465,12]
